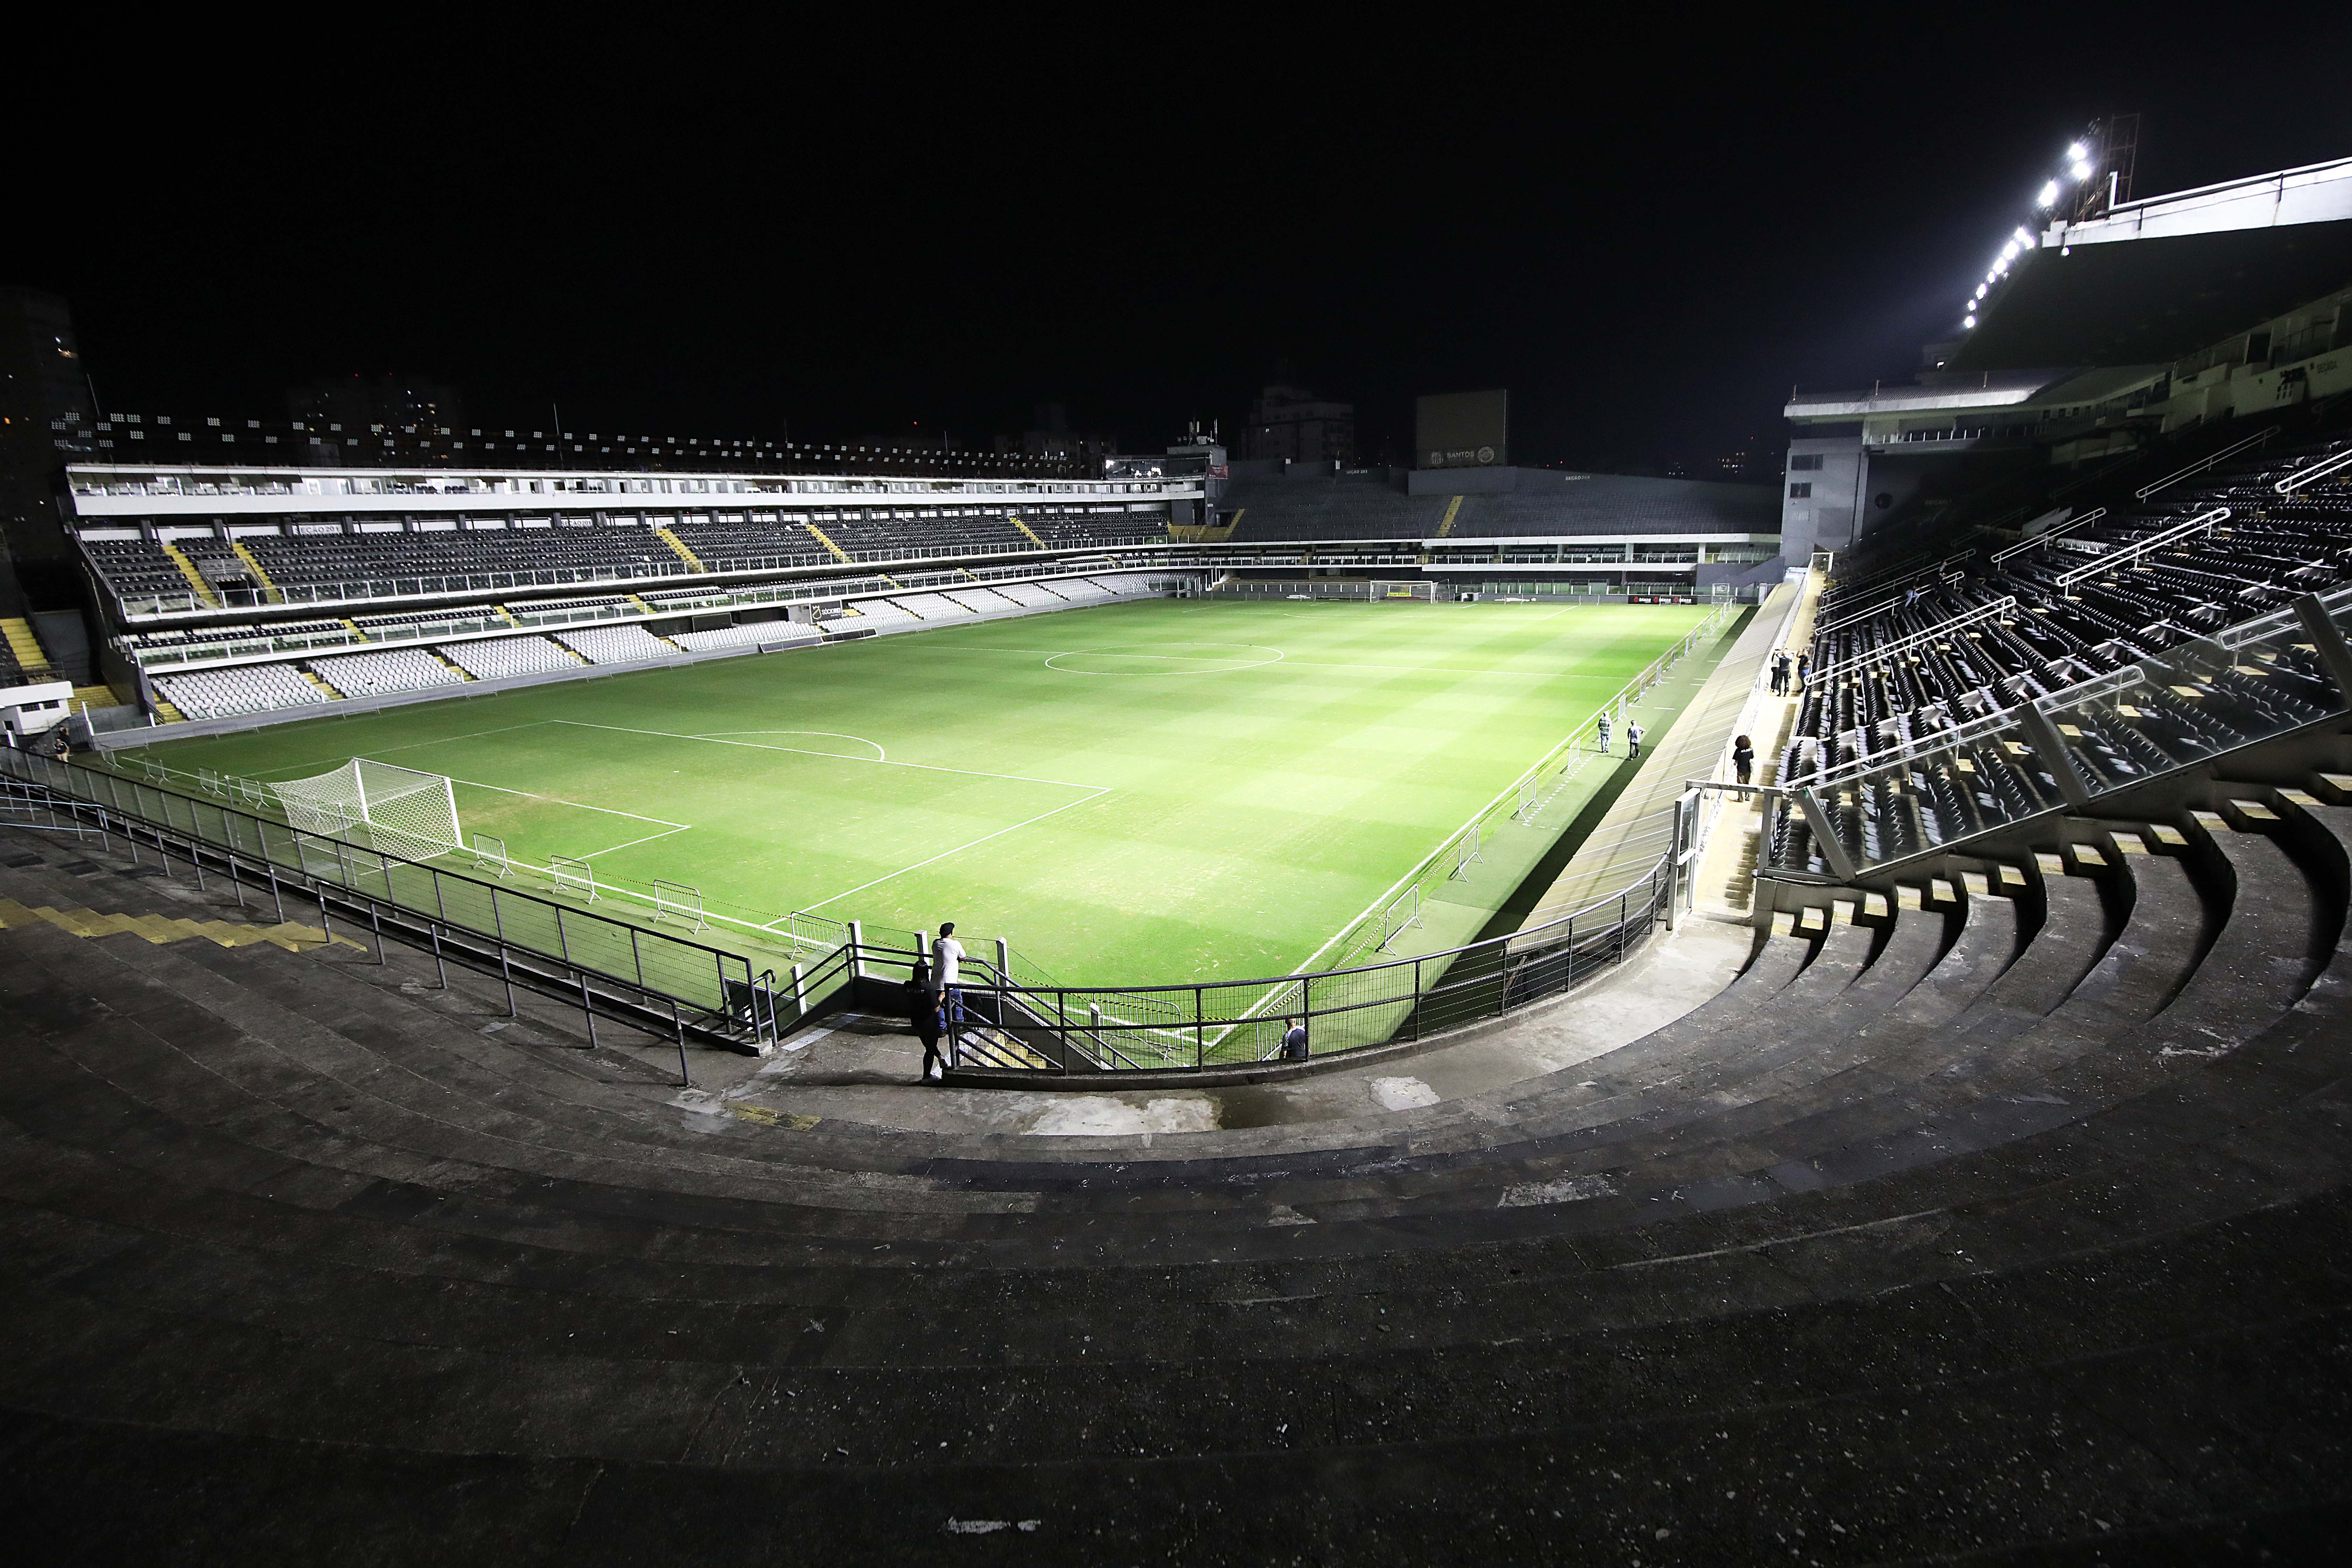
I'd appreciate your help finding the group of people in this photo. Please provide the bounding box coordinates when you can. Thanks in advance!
[1594,711,1645,761]
[1769,648,1811,696]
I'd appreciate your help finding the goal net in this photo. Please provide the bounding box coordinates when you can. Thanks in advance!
[1371,580,1436,602]
[272,759,462,863]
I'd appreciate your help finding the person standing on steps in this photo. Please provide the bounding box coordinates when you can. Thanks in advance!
[1796,652,1812,690]
[1625,720,1645,761]
[1280,1018,1309,1062]
[906,961,947,1083]
[933,922,966,1064]
[1732,733,1754,787]
[1596,710,1612,756]
[1771,650,1790,696]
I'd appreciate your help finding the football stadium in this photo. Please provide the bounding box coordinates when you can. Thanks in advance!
[5,86,2352,1563]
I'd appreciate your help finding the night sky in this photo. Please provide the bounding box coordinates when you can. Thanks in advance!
[14,10,2349,469]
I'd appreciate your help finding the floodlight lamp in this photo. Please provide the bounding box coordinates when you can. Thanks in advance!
[2067,141,2088,160]
[2038,180,2060,206]
[1964,315,1977,329]
[2071,160,2093,182]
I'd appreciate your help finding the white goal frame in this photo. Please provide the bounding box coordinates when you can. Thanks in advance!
[1371,580,1437,603]
[272,758,462,863]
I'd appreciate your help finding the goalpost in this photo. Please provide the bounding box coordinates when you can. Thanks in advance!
[1370,580,1436,602]
[272,758,463,863]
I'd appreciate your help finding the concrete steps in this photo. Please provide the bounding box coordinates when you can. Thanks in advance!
[2,782,2350,1559]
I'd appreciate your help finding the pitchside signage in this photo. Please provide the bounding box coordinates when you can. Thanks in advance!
[1416,389,1508,469]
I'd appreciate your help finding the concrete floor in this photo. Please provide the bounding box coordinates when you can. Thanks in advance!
[677,914,1757,1138]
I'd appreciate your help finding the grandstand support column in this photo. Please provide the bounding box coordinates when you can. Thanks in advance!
[1793,790,1857,881]
[2016,705,2094,810]
[2292,593,2352,695]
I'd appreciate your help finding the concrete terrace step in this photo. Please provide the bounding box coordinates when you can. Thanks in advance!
[4,795,2352,1559]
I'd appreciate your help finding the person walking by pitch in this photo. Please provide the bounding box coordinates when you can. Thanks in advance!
[1596,711,1613,756]
[1625,720,1645,761]
[1732,733,1754,786]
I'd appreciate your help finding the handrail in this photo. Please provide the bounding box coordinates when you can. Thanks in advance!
[0,746,796,1055]
[2054,506,2229,588]
[1990,507,2106,564]
[1811,597,2018,683]
[2134,426,2276,500]
[1817,552,1970,627]
[2274,446,2352,496]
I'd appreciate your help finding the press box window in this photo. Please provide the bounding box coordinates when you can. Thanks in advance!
[1788,482,1813,499]
[1789,454,1825,471]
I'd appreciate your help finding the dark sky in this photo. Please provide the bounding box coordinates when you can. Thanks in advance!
[13,8,2350,469]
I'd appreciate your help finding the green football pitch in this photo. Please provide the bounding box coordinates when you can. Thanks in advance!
[122,598,1728,986]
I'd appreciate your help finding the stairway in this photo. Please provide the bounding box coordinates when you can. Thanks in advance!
[653,526,708,570]
[797,520,851,564]
[157,540,219,606]
[2,768,2350,1561]
[0,617,54,679]
[227,539,280,601]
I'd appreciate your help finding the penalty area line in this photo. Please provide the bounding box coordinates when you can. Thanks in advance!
[549,720,1102,793]
[788,786,1114,917]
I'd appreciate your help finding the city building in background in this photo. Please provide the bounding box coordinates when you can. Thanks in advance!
[0,287,98,612]
[1245,383,1354,465]
[286,372,465,434]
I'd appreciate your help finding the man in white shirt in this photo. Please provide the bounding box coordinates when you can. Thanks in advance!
[929,924,966,1068]
[1626,721,1645,761]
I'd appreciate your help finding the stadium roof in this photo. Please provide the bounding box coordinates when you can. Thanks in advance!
[1949,157,2352,371]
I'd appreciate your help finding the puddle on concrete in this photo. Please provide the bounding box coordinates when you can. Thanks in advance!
[1370,1076,1442,1110]
[1021,1096,1219,1136]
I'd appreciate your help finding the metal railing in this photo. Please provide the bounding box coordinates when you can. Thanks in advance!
[1769,582,2352,880]
[0,747,847,1073]
[1990,507,2106,565]
[2053,506,2229,588]
[840,856,1684,1073]
[2133,426,2276,500]
[2275,446,2352,496]
[1812,597,2017,684]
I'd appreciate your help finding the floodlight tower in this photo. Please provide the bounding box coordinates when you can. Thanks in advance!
[2066,114,2141,223]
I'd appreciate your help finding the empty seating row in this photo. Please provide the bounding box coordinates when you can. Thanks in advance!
[1779,427,2352,874]
[553,624,678,664]
[668,621,824,653]
[440,634,580,681]
[149,663,327,719]
[306,648,465,697]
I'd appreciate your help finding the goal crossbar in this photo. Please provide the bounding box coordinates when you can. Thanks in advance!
[273,758,461,863]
